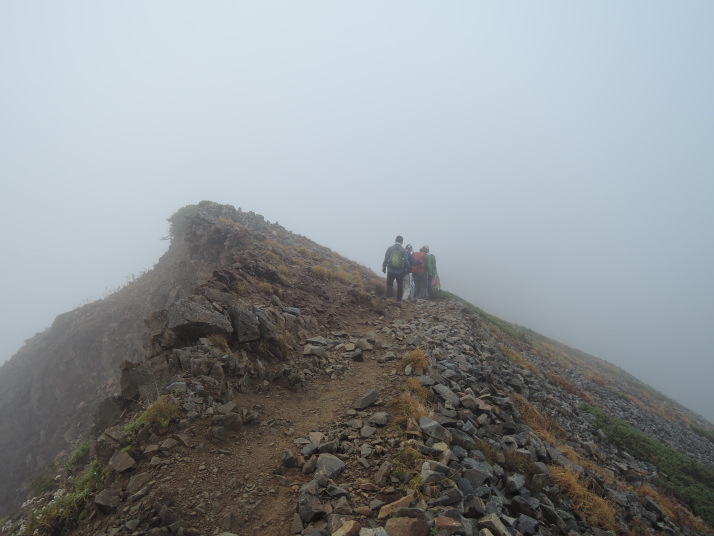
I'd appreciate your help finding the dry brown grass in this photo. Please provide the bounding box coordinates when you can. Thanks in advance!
[636,484,714,535]
[394,445,421,468]
[258,282,274,295]
[234,281,248,295]
[275,264,291,278]
[387,392,429,427]
[511,393,566,445]
[391,445,422,484]
[550,466,617,531]
[402,348,430,373]
[560,446,616,483]
[403,377,431,404]
[310,265,332,280]
[498,345,537,372]
[262,249,281,264]
[511,394,617,484]
[297,246,313,258]
[545,372,594,403]
[370,277,386,296]
[207,333,229,351]
[334,270,353,285]
[474,439,500,465]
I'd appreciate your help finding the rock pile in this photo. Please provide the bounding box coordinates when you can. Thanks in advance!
[281,300,710,536]
[3,296,711,536]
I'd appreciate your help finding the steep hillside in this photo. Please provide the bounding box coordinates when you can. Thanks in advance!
[0,202,320,514]
[1,201,713,536]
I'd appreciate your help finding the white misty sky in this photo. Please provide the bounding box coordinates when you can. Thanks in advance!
[1,2,713,422]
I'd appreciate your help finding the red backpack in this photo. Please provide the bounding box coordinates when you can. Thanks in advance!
[412,251,426,273]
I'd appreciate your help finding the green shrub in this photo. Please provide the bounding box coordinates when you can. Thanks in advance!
[124,416,143,435]
[692,425,714,445]
[29,460,107,535]
[583,404,714,527]
[124,396,179,435]
[64,439,91,470]
[391,445,420,482]
[143,396,179,428]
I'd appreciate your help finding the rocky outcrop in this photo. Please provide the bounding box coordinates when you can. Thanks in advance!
[0,201,335,515]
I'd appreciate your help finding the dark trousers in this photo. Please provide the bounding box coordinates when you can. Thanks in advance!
[386,271,405,301]
[414,272,428,299]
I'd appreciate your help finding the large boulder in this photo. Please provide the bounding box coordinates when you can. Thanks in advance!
[167,295,233,341]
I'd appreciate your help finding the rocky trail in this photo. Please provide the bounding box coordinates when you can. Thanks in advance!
[2,202,713,536]
[8,295,714,536]
[49,299,421,536]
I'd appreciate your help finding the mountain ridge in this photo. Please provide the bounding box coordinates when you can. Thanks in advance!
[1,201,712,535]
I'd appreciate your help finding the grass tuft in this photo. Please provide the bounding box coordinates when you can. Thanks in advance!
[311,265,332,280]
[28,460,108,535]
[636,484,714,534]
[403,377,431,404]
[125,395,179,435]
[208,333,229,350]
[511,393,566,445]
[402,348,429,373]
[370,277,386,296]
[550,466,617,530]
[498,345,536,371]
[64,440,91,470]
[258,282,274,295]
[387,393,429,427]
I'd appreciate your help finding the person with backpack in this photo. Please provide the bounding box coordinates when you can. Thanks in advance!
[403,244,417,299]
[411,246,428,299]
[382,235,410,301]
[424,245,439,298]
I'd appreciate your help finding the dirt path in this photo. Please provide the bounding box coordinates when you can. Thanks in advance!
[147,302,418,536]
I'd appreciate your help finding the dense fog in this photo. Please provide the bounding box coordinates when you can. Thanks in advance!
[1,2,712,422]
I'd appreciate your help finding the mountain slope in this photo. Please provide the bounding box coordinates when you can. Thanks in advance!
[1,201,713,536]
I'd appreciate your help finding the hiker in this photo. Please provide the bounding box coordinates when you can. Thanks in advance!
[411,246,428,299]
[424,245,439,297]
[403,244,417,299]
[382,235,410,301]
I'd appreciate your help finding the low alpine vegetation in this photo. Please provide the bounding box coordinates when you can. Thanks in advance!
[402,377,431,404]
[692,425,714,445]
[207,333,229,350]
[310,265,332,280]
[636,484,714,534]
[401,348,429,373]
[387,392,429,428]
[125,395,179,435]
[549,466,617,531]
[511,393,566,445]
[370,277,386,296]
[63,439,91,470]
[28,460,108,536]
[583,403,714,526]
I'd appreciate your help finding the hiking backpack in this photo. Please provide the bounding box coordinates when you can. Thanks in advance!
[390,247,404,270]
[426,254,436,276]
[412,251,426,273]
